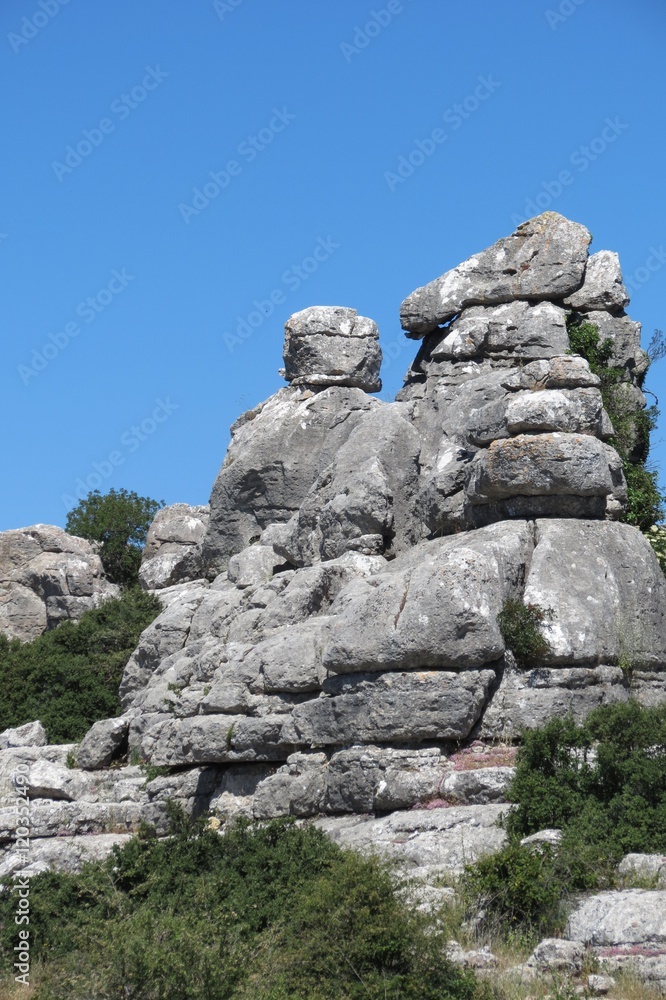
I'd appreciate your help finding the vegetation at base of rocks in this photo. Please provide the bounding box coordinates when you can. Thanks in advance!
[567,319,665,532]
[461,701,666,939]
[497,599,554,667]
[0,818,486,1000]
[65,487,164,588]
[0,589,160,742]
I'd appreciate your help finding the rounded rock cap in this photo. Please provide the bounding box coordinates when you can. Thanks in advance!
[282,306,382,392]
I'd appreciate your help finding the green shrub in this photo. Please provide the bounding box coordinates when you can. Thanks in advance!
[506,701,666,855]
[567,319,665,529]
[647,523,666,573]
[66,488,164,588]
[461,702,666,939]
[0,819,484,1000]
[0,588,160,741]
[497,598,553,667]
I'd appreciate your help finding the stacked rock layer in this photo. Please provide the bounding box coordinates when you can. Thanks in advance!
[2,213,665,866]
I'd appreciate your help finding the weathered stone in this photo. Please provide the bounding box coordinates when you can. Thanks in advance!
[278,403,421,565]
[282,306,382,391]
[202,386,378,573]
[521,829,563,848]
[0,524,119,641]
[564,250,629,312]
[139,504,209,589]
[27,760,89,801]
[618,854,666,888]
[139,715,293,766]
[466,434,621,504]
[0,833,132,881]
[481,663,629,737]
[208,765,273,820]
[315,804,509,874]
[431,301,568,361]
[400,213,591,336]
[284,669,496,746]
[586,974,616,994]
[0,720,47,750]
[440,766,515,805]
[252,752,328,819]
[323,522,532,672]
[227,545,284,588]
[325,746,445,813]
[501,355,601,391]
[505,388,605,436]
[581,309,648,378]
[527,938,585,972]
[76,716,130,770]
[525,520,666,667]
[567,889,666,947]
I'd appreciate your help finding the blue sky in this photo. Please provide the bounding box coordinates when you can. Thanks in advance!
[2,0,665,530]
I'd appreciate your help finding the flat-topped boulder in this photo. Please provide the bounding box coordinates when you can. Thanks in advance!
[282,306,382,391]
[400,213,591,336]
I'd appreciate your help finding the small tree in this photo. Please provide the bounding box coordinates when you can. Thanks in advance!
[66,488,164,587]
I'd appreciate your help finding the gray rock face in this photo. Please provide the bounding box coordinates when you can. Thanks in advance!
[567,889,666,947]
[527,938,585,972]
[0,524,119,641]
[282,306,382,391]
[139,504,210,590]
[400,213,591,336]
[0,720,47,750]
[439,301,569,361]
[581,309,649,379]
[202,386,378,573]
[564,250,629,312]
[76,716,130,770]
[618,854,666,888]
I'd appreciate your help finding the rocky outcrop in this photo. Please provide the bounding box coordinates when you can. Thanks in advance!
[138,503,209,589]
[0,524,119,641]
[3,213,665,896]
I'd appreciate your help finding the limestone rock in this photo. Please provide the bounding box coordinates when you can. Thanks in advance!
[501,355,601,391]
[527,938,585,972]
[227,544,284,588]
[315,803,509,874]
[440,301,569,361]
[564,250,629,312]
[581,309,648,378]
[277,402,422,565]
[76,716,130,770]
[505,388,605,436]
[400,213,591,336]
[323,521,532,673]
[524,520,666,667]
[0,720,47,750]
[202,386,378,572]
[0,833,133,881]
[618,854,666,888]
[139,504,209,589]
[567,889,666,947]
[284,669,496,746]
[282,306,382,391]
[0,524,119,641]
[440,766,515,805]
[466,434,621,504]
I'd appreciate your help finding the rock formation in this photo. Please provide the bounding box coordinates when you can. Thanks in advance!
[2,215,665,987]
[0,524,119,641]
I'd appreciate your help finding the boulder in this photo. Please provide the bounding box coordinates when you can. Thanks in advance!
[505,388,606,437]
[440,766,515,805]
[564,250,629,312]
[0,524,119,641]
[439,301,569,361]
[567,889,666,947]
[400,213,591,336]
[139,504,209,589]
[526,938,585,972]
[282,306,382,391]
[0,720,47,750]
[202,386,378,573]
[76,716,130,770]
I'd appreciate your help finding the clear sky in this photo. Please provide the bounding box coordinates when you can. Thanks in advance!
[2,0,665,530]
